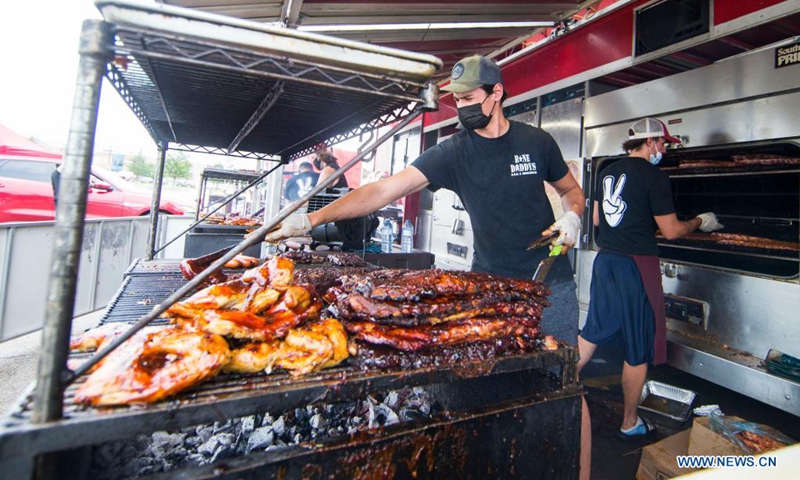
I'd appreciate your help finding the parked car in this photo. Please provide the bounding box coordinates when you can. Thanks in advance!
[0,156,184,223]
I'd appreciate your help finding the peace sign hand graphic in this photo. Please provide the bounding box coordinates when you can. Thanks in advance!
[602,174,627,227]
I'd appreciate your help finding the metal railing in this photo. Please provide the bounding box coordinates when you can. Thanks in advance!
[0,215,191,342]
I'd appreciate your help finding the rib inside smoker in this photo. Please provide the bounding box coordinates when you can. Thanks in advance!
[75,326,231,406]
[661,155,800,170]
[656,231,799,251]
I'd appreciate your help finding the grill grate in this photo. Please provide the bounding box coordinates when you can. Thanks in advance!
[1,259,577,468]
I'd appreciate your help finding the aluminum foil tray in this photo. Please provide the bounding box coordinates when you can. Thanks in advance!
[638,380,696,422]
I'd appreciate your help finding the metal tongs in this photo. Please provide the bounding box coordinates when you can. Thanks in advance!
[526,231,558,251]
[528,231,562,283]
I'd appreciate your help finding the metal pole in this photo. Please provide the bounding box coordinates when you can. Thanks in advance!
[146,144,167,260]
[66,105,430,382]
[32,18,112,420]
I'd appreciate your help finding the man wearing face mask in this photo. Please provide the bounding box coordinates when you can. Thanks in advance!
[264,54,591,479]
[267,55,584,330]
[577,117,722,441]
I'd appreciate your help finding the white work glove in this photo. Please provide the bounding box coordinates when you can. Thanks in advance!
[697,212,723,232]
[263,214,312,243]
[544,211,582,251]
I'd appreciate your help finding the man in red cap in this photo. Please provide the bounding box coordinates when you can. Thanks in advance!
[578,117,722,440]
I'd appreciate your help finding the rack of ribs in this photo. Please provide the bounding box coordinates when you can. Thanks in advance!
[327,269,550,352]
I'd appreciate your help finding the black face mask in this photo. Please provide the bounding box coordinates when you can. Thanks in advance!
[457,94,495,130]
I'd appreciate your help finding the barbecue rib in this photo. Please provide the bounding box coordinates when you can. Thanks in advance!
[332,269,550,302]
[335,292,546,326]
[657,231,798,251]
[75,326,230,406]
[294,266,376,297]
[353,334,559,370]
[343,317,540,351]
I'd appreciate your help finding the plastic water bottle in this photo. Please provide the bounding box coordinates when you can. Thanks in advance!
[380,219,394,253]
[401,219,414,253]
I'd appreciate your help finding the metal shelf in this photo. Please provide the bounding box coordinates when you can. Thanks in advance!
[97,0,442,159]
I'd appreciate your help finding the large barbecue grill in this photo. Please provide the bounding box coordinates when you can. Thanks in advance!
[579,42,800,417]
[1,261,581,479]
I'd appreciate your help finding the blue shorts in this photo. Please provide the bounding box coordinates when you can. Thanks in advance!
[581,251,654,366]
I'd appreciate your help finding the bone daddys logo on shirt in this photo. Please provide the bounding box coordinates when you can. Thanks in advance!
[509,154,537,177]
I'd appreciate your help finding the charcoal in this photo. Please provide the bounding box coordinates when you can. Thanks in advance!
[247,427,275,452]
[384,391,399,409]
[197,437,220,456]
[271,416,286,436]
[260,413,274,427]
[185,436,202,449]
[240,415,256,435]
[88,386,438,479]
[196,425,214,443]
[210,444,235,464]
[185,453,207,466]
[213,420,233,434]
[216,433,236,447]
[169,446,188,460]
[93,442,122,469]
[309,413,328,430]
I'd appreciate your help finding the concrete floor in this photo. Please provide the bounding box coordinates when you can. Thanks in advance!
[0,310,103,415]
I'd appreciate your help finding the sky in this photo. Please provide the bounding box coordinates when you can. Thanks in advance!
[0,1,160,155]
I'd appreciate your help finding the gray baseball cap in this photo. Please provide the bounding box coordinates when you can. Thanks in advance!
[441,55,504,93]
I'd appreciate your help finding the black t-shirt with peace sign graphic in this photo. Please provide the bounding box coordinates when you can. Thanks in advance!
[593,156,675,255]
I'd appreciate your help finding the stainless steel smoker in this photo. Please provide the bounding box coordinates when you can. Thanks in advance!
[578,43,800,416]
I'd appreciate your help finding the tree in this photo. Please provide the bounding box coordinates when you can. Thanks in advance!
[126,151,154,179]
[164,152,193,185]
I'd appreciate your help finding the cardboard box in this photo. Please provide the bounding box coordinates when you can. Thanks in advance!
[636,430,699,480]
[688,416,748,456]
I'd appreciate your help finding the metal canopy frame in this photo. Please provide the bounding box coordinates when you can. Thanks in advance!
[25,0,441,447]
[99,0,441,160]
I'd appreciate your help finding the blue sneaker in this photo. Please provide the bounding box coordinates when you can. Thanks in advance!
[616,417,655,441]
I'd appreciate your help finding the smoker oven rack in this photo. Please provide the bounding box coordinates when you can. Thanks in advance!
[665,167,800,179]
[656,241,799,260]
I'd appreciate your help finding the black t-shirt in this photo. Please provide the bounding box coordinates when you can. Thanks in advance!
[284,171,319,201]
[412,121,572,281]
[593,156,675,255]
